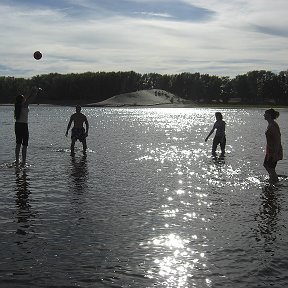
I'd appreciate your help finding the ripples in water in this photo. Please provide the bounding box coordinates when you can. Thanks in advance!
[0,106,288,287]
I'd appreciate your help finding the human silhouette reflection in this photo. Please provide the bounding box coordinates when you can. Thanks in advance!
[69,155,88,193]
[255,185,280,246]
[15,170,33,236]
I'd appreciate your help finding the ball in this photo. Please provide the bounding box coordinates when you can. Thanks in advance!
[33,51,42,60]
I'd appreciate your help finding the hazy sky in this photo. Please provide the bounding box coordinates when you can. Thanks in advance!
[1,0,287,78]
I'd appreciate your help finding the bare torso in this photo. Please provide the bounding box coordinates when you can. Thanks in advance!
[71,112,87,128]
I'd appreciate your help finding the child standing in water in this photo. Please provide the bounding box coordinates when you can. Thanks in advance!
[263,108,283,184]
[205,112,226,157]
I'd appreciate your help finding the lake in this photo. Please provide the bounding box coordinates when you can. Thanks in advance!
[0,106,288,288]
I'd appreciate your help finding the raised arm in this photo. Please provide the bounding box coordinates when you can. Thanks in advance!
[25,87,42,105]
[84,117,89,136]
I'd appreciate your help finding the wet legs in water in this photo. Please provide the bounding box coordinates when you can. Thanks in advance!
[212,136,226,157]
[82,139,87,155]
[264,163,279,184]
[70,139,87,156]
[70,139,76,156]
[15,144,27,166]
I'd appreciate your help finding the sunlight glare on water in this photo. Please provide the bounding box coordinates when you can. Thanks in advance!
[132,108,288,287]
[0,106,288,288]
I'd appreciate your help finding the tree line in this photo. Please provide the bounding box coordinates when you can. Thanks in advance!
[0,70,288,105]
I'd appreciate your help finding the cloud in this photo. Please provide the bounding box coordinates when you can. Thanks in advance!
[251,25,288,38]
[66,0,215,22]
[0,0,287,78]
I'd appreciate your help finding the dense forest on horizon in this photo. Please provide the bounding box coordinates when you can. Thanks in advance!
[0,69,288,105]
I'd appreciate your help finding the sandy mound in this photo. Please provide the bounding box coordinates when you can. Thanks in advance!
[87,89,191,107]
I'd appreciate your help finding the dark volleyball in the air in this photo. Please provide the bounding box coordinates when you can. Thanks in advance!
[33,51,42,60]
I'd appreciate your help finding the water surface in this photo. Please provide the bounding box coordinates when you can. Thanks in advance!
[1,106,288,287]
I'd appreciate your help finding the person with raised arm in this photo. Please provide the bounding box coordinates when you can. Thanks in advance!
[14,87,42,167]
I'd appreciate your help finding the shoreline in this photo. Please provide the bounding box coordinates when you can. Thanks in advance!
[2,89,287,108]
[1,103,285,109]
[1,100,287,109]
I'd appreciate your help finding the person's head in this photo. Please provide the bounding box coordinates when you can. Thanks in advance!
[15,94,24,104]
[215,112,223,120]
[76,105,81,113]
[264,108,279,121]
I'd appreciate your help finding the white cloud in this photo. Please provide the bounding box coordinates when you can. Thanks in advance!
[0,0,287,78]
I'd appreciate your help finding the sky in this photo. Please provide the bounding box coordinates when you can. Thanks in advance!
[1,0,288,78]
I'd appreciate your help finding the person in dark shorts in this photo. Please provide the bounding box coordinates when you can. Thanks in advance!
[205,112,226,157]
[65,105,89,156]
[14,87,42,166]
[263,108,283,184]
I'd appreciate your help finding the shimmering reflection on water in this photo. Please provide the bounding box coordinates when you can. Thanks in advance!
[0,106,288,288]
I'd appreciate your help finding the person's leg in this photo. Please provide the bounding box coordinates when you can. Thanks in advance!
[15,143,21,165]
[78,128,87,155]
[70,139,76,156]
[220,137,226,157]
[264,165,278,184]
[70,128,77,156]
[21,125,29,166]
[21,146,27,167]
[82,139,87,155]
[263,158,278,184]
[212,137,219,156]
[15,123,22,165]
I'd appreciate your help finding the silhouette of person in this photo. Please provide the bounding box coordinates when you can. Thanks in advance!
[263,108,283,184]
[205,112,226,157]
[14,87,42,167]
[65,105,89,156]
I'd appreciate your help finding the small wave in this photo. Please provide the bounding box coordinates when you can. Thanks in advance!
[53,148,95,153]
[86,148,96,153]
[53,148,71,153]
[0,162,15,169]
[0,162,32,171]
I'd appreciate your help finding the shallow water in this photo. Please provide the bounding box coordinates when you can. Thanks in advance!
[0,106,288,288]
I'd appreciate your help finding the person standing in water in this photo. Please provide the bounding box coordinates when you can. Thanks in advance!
[14,87,42,167]
[65,105,89,156]
[205,112,226,157]
[263,108,283,184]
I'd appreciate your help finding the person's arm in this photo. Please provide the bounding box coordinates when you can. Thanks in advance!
[25,87,42,105]
[84,117,89,136]
[65,116,73,136]
[205,127,215,142]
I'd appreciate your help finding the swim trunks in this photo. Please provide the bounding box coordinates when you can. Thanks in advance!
[71,127,86,142]
[15,122,29,146]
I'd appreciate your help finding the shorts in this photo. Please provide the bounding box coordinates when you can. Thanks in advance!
[15,122,29,146]
[263,155,277,169]
[71,127,86,142]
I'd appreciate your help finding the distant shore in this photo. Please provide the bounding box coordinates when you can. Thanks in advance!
[1,88,287,108]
